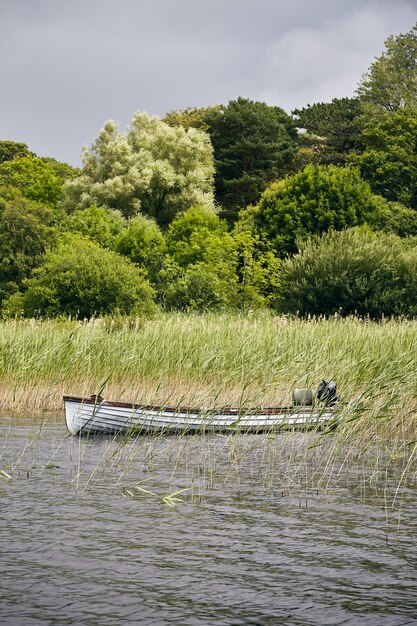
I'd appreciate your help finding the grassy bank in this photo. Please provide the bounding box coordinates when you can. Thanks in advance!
[1,312,417,444]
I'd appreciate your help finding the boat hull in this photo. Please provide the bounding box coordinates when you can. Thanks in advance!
[64,396,334,436]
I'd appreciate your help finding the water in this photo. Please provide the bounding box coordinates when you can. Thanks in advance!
[1,419,417,626]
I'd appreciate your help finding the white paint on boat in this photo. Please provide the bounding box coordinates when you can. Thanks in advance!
[63,395,335,435]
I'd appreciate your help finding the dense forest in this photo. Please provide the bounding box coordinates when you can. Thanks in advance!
[2,23,417,319]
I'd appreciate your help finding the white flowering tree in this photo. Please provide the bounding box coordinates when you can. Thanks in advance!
[61,112,216,225]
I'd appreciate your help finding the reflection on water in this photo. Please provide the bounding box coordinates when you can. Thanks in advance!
[1,419,417,626]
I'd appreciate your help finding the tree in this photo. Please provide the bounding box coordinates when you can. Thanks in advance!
[0,187,57,303]
[3,236,157,318]
[369,195,417,237]
[64,205,126,248]
[60,113,215,226]
[355,108,417,208]
[165,206,232,266]
[159,207,238,310]
[163,105,221,131]
[204,98,298,219]
[231,206,281,309]
[256,164,379,256]
[357,23,417,111]
[292,98,364,165]
[0,141,32,163]
[0,156,71,207]
[115,214,166,283]
[276,228,417,318]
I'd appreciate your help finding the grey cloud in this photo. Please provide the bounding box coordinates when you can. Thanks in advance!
[1,0,416,165]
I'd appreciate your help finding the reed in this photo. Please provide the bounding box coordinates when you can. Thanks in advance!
[1,312,417,445]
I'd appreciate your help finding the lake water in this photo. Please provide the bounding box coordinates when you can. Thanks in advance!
[1,419,417,626]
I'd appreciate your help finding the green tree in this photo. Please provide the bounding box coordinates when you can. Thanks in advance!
[115,214,166,283]
[0,156,70,207]
[40,157,80,184]
[64,205,126,248]
[256,165,379,256]
[369,195,417,237]
[355,108,417,208]
[276,228,417,318]
[292,98,364,165]
[61,113,215,226]
[158,260,236,312]
[204,98,298,219]
[232,206,281,309]
[163,105,221,131]
[357,23,417,111]
[165,206,232,266]
[0,141,32,163]
[159,207,238,310]
[3,236,157,318]
[0,188,56,303]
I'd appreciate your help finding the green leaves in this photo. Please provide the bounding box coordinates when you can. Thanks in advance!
[2,235,157,318]
[293,98,364,165]
[61,113,216,226]
[256,165,377,257]
[0,156,75,208]
[204,98,298,218]
[355,108,417,208]
[276,228,417,318]
[357,23,417,111]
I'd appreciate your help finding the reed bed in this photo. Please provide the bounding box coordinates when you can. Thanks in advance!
[1,312,417,448]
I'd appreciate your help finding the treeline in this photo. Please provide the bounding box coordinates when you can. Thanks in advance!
[1,23,417,318]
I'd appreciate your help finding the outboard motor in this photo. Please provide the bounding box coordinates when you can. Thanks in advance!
[316,380,338,405]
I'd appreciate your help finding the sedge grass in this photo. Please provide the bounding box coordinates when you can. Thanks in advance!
[0,312,417,447]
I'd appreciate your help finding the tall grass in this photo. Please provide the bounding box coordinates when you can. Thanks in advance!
[1,312,417,444]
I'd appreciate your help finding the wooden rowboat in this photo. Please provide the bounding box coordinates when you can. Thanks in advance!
[63,393,336,436]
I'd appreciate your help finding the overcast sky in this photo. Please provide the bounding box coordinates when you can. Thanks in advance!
[1,0,416,166]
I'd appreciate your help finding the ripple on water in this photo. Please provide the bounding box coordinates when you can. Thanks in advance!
[0,422,416,626]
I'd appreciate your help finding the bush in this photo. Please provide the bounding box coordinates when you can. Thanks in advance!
[257,165,380,256]
[275,228,417,318]
[158,207,239,310]
[114,214,165,283]
[3,235,157,318]
[64,205,126,248]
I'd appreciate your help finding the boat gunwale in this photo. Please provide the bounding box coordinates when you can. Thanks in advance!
[63,395,330,416]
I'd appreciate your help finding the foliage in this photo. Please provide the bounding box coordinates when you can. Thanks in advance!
[157,207,238,310]
[276,228,417,318]
[40,157,80,183]
[357,22,417,111]
[60,113,215,226]
[0,187,57,303]
[355,108,417,208]
[0,141,33,163]
[204,98,298,218]
[367,195,417,237]
[256,164,378,256]
[115,214,166,283]
[64,205,126,248]
[163,105,221,131]
[158,259,237,312]
[0,156,67,207]
[165,206,231,266]
[232,206,281,309]
[292,98,364,165]
[2,236,157,318]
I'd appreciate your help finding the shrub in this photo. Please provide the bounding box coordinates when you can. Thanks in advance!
[114,214,165,283]
[3,235,157,318]
[64,205,126,248]
[276,228,417,318]
[257,165,380,256]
